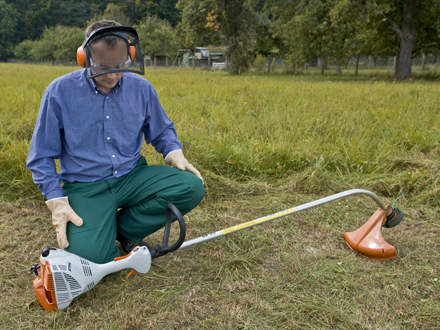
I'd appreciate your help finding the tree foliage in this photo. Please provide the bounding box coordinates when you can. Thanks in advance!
[14,25,83,62]
[0,0,18,60]
[219,0,257,74]
[88,3,133,26]
[135,16,180,58]
[176,0,221,48]
[3,0,440,79]
[177,0,257,74]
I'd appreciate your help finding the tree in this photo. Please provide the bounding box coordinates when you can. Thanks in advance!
[217,0,257,74]
[14,40,36,60]
[254,11,282,73]
[52,26,85,61]
[178,0,257,74]
[0,0,18,60]
[88,3,132,26]
[19,25,84,62]
[135,16,180,59]
[373,0,415,79]
[144,0,181,26]
[6,0,96,44]
[371,0,440,79]
[176,0,222,49]
[327,0,378,75]
[268,0,336,74]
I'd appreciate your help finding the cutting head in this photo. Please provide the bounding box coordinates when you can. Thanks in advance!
[344,206,403,260]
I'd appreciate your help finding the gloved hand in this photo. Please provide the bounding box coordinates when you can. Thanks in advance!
[46,197,83,249]
[165,149,204,182]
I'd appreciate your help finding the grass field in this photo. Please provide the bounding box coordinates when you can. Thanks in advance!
[0,63,439,328]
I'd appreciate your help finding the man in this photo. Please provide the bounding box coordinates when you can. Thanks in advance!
[27,20,205,263]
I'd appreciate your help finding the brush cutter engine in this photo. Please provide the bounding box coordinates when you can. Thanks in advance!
[31,202,186,311]
[31,246,152,311]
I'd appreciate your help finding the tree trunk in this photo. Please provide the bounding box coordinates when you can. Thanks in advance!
[319,57,327,75]
[396,30,415,80]
[368,56,375,69]
[395,0,416,80]
[421,52,426,70]
[354,54,360,76]
[335,65,342,75]
[378,0,415,79]
[292,61,297,75]
[267,55,273,73]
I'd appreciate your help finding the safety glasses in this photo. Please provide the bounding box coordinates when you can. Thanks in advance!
[89,57,133,75]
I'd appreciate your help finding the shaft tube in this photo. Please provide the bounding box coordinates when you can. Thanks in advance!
[179,189,386,250]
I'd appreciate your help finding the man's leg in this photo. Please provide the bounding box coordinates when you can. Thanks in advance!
[115,160,205,243]
[62,181,120,263]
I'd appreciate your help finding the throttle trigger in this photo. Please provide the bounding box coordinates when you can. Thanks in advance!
[125,269,137,280]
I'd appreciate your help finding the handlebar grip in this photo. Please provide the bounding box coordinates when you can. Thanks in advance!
[150,203,186,258]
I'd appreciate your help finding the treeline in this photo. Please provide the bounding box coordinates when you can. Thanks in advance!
[2,0,440,79]
[1,0,180,61]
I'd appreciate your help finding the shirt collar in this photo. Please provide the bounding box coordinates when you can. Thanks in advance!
[83,68,124,94]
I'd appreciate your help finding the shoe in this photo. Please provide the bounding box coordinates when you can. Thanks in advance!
[117,233,152,254]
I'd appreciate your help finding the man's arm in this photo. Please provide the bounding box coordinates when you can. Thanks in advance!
[143,84,203,181]
[143,84,182,157]
[27,89,64,200]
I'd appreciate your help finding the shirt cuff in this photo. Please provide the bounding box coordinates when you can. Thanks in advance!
[163,146,182,159]
[164,148,182,160]
[45,196,68,204]
[45,187,65,201]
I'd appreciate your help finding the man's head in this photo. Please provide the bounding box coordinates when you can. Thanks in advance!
[77,20,144,91]
[84,20,125,92]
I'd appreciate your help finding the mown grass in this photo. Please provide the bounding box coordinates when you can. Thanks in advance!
[0,63,439,329]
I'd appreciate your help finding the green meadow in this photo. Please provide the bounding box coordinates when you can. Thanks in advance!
[0,63,439,328]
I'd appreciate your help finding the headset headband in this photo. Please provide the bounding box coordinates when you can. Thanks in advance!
[83,26,139,49]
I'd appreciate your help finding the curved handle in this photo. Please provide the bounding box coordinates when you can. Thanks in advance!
[150,203,186,259]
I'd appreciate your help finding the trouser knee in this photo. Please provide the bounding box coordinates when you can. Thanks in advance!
[176,173,205,213]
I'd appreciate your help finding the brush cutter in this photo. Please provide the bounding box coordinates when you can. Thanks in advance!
[31,189,403,311]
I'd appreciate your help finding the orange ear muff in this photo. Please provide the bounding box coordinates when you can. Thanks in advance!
[77,46,86,68]
[129,45,136,60]
[77,44,135,68]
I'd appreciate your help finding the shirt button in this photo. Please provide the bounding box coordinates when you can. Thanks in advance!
[106,115,110,119]
[106,137,111,141]
[112,154,116,158]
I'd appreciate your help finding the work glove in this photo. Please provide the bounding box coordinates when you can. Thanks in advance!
[165,149,204,183]
[46,197,83,249]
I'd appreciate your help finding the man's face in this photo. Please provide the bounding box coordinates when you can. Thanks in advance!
[89,38,127,92]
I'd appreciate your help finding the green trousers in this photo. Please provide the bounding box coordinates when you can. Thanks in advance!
[62,157,205,263]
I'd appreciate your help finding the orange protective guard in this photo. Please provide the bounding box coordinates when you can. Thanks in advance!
[33,258,58,311]
[343,207,397,260]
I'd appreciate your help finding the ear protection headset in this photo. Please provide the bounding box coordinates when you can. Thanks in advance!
[76,26,138,68]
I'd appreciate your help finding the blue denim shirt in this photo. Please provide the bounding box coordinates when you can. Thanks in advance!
[27,69,182,200]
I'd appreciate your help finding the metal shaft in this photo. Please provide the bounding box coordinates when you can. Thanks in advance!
[179,189,386,250]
